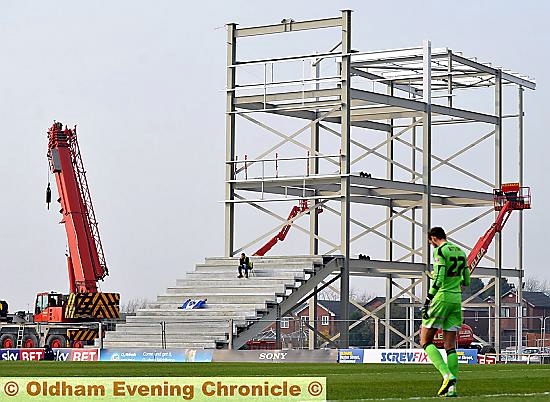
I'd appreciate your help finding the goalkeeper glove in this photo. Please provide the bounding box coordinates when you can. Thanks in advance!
[421,297,432,320]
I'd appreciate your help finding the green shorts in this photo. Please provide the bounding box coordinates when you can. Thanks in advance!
[422,299,462,331]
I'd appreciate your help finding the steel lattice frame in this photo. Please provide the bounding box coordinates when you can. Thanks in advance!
[224,11,535,352]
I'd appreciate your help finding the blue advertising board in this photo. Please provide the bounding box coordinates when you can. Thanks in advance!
[456,348,478,364]
[337,349,364,363]
[100,348,212,362]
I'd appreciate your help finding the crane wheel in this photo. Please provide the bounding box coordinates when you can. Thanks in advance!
[71,340,84,349]
[0,334,17,348]
[46,335,67,348]
[22,334,39,348]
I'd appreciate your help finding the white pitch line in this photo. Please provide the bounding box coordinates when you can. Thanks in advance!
[327,370,477,376]
[327,391,550,402]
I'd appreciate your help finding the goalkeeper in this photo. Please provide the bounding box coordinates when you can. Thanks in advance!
[421,227,470,398]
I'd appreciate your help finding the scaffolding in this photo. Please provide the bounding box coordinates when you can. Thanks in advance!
[224,11,536,352]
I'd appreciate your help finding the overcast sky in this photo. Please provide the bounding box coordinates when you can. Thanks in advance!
[0,1,548,311]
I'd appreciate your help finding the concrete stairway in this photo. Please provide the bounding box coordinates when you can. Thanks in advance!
[102,256,323,349]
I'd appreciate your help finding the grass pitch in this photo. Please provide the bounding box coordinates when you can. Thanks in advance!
[1,362,549,400]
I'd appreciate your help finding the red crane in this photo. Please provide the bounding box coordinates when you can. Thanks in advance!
[468,183,531,273]
[254,200,321,256]
[34,122,119,324]
[47,122,107,293]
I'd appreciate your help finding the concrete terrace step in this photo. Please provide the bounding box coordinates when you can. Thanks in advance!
[172,280,295,288]
[124,321,248,329]
[134,308,258,317]
[127,317,248,325]
[137,304,266,313]
[183,272,306,280]
[191,267,311,276]
[144,302,269,310]
[165,286,288,295]
[195,261,314,269]
[204,256,323,265]
[156,295,276,304]
[102,341,217,349]
[175,278,298,287]
[111,328,228,336]
[104,334,223,343]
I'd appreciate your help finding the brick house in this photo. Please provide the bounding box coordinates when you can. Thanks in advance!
[490,290,550,347]
[462,295,490,342]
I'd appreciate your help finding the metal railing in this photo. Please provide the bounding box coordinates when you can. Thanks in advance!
[227,153,342,181]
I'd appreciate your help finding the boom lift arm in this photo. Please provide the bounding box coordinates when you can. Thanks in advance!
[254,200,321,256]
[468,183,531,273]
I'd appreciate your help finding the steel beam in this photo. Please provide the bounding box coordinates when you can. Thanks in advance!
[350,89,498,124]
[234,88,341,106]
[350,67,422,97]
[235,16,343,38]
[451,53,535,90]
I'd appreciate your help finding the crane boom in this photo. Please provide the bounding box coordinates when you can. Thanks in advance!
[47,122,107,293]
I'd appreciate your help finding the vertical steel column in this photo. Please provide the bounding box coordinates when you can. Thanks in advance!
[386,83,395,260]
[494,70,503,355]
[517,85,524,349]
[275,304,282,349]
[224,23,237,257]
[310,62,320,256]
[385,278,392,347]
[447,50,453,108]
[339,9,352,348]
[385,83,394,347]
[308,60,321,350]
[410,116,417,348]
[374,317,379,349]
[421,40,432,301]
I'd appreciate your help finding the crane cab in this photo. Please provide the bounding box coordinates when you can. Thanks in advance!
[34,292,66,323]
[33,291,120,324]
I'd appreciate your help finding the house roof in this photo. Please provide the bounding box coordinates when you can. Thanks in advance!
[363,297,413,309]
[523,292,550,308]
[292,299,362,318]
[501,290,550,308]
[316,300,363,319]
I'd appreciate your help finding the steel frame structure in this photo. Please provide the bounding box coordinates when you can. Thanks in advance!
[224,11,535,351]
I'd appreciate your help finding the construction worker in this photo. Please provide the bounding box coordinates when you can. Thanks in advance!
[238,253,250,279]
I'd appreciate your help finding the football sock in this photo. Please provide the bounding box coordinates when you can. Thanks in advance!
[446,348,459,378]
[424,343,451,378]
